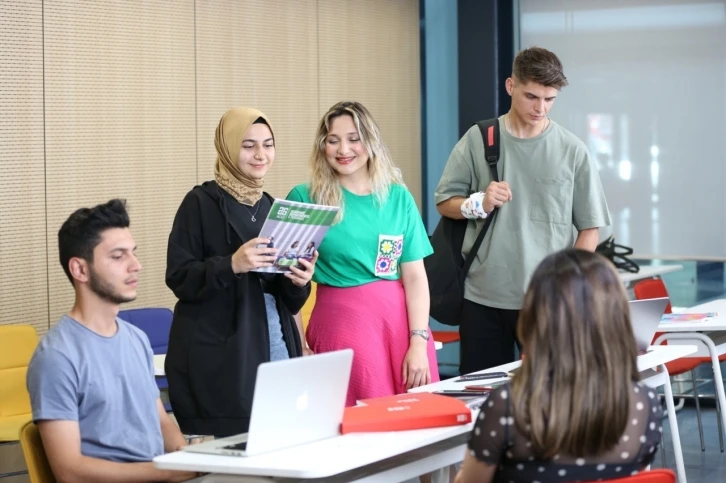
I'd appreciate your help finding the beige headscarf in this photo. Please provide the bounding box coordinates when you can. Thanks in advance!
[214,106,275,206]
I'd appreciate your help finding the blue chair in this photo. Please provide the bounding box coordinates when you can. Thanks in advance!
[118,308,173,410]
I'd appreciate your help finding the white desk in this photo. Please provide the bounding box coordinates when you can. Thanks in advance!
[155,420,470,481]
[154,345,695,483]
[153,344,445,378]
[619,264,683,284]
[153,354,165,376]
[410,345,693,393]
[655,299,726,438]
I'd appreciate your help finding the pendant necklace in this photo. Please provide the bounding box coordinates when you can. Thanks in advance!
[245,201,261,222]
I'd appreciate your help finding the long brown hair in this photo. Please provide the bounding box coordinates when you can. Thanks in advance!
[510,249,639,458]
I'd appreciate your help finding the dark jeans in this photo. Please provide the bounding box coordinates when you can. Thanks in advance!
[459,299,521,375]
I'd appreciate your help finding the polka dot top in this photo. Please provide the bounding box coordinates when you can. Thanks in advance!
[467,381,663,483]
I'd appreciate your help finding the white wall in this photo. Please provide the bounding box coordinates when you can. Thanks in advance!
[520,0,726,259]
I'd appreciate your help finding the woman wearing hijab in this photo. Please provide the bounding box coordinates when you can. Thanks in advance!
[165,107,316,438]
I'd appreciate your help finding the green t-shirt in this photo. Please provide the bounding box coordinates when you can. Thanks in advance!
[286,183,433,288]
[435,116,611,310]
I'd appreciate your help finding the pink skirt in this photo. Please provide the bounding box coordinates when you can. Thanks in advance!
[306,280,440,406]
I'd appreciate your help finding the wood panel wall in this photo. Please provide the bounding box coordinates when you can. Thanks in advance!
[0,0,421,334]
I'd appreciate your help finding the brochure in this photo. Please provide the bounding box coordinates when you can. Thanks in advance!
[660,312,718,323]
[252,199,339,274]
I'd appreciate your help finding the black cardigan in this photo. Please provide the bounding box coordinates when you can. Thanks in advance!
[164,181,308,437]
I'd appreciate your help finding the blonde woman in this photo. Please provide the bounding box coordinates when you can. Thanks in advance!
[456,249,662,483]
[287,101,439,405]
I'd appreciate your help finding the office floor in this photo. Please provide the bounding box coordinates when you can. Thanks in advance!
[653,402,726,482]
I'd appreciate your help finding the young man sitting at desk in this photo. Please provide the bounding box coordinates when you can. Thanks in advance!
[26,199,198,483]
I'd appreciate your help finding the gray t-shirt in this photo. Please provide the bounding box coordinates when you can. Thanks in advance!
[435,116,611,309]
[26,315,163,462]
[264,293,290,362]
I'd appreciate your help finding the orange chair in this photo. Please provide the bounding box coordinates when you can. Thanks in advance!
[634,278,723,452]
[585,468,675,483]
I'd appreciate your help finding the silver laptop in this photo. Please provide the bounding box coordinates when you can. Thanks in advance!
[184,349,353,457]
[629,297,670,352]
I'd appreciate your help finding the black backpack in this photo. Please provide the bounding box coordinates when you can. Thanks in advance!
[596,235,640,273]
[425,118,501,326]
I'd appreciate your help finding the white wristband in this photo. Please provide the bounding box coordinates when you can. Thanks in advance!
[460,191,488,220]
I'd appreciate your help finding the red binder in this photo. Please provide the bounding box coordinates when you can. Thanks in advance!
[341,392,472,434]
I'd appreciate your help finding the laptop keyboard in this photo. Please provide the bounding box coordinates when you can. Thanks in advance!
[223,441,248,451]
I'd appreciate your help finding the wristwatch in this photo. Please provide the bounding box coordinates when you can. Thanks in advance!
[410,329,430,341]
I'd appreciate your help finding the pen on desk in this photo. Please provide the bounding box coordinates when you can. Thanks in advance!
[454,371,508,382]
[464,385,495,391]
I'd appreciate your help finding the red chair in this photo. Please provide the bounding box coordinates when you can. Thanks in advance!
[432,330,460,345]
[634,278,723,452]
[585,468,675,483]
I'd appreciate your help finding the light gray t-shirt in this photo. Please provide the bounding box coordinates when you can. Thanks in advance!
[435,116,611,309]
[26,315,163,462]
[264,293,289,362]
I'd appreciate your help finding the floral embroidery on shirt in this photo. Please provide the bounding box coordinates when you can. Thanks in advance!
[375,234,403,276]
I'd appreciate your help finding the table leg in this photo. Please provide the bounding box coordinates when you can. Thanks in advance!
[659,365,687,483]
[653,333,726,435]
[432,465,450,483]
[642,368,687,482]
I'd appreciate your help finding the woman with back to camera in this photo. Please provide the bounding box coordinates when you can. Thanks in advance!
[165,107,316,438]
[287,101,439,405]
[455,249,662,483]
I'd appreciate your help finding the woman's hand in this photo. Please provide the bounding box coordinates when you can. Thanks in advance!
[402,337,431,390]
[285,251,318,287]
[231,237,278,274]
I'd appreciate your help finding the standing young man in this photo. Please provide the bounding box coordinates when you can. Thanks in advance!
[435,47,611,373]
[27,199,197,482]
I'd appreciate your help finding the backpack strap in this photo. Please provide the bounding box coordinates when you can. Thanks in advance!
[476,119,500,183]
[461,118,501,277]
